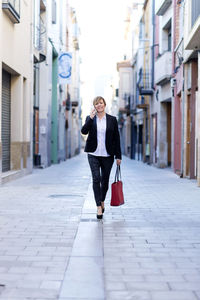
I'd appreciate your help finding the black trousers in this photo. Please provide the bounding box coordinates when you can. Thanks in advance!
[88,154,114,207]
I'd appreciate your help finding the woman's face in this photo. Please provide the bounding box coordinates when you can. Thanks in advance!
[94,100,105,113]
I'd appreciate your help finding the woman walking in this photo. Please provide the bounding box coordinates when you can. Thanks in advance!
[81,96,121,219]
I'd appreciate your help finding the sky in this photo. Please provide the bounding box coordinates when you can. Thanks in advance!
[70,0,131,117]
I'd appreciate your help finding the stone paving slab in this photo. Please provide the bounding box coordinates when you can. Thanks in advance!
[102,157,200,300]
[59,183,105,299]
[1,154,200,299]
[0,156,90,299]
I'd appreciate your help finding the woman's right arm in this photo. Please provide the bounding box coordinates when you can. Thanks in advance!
[81,116,94,135]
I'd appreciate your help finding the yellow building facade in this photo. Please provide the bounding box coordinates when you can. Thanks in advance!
[0,1,33,183]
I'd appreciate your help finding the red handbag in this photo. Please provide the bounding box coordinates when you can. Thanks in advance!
[110,165,124,206]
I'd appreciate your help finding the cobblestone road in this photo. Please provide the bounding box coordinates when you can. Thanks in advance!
[0,153,200,300]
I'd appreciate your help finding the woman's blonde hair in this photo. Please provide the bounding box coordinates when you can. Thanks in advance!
[93,96,106,106]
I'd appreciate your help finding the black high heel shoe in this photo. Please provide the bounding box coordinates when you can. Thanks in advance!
[97,207,103,219]
[101,203,105,214]
[97,214,103,219]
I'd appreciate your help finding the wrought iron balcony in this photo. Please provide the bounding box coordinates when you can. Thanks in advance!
[121,93,135,116]
[137,68,154,96]
[34,16,47,62]
[2,0,20,23]
[124,93,131,115]
[136,95,149,109]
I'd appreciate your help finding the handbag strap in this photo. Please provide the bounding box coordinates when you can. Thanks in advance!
[114,165,122,182]
[118,165,122,181]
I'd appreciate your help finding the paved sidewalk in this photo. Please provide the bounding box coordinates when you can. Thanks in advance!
[0,154,200,300]
[103,159,200,300]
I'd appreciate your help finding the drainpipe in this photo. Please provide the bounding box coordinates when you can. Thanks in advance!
[180,0,185,178]
[151,0,155,89]
[198,51,200,186]
[180,66,185,178]
[150,0,156,164]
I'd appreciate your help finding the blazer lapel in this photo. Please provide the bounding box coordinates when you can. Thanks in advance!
[105,114,111,145]
[94,115,97,137]
[106,114,111,130]
[94,115,97,127]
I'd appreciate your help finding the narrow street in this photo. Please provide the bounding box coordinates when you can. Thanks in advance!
[0,153,200,300]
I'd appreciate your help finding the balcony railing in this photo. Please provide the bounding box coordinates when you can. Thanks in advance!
[34,16,47,57]
[137,69,154,95]
[136,95,149,109]
[121,94,135,115]
[2,0,20,23]
[174,39,184,72]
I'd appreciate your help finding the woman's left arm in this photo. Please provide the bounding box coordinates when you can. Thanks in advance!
[116,159,121,165]
[114,117,122,163]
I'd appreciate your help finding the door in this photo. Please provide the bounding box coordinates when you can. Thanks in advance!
[152,113,157,164]
[174,95,182,174]
[138,124,143,161]
[167,102,172,166]
[186,94,196,179]
[131,124,137,160]
[186,95,191,177]
[1,70,11,172]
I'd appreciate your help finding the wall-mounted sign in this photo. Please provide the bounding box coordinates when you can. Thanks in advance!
[58,52,72,84]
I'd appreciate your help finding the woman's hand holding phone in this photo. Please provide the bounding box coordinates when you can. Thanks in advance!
[90,108,96,119]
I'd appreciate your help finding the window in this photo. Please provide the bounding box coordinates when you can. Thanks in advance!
[34,0,40,49]
[162,20,172,53]
[52,0,57,24]
[192,0,200,27]
[168,28,171,51]
[139,20,144,40]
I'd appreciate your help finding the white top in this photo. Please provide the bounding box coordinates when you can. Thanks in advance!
[89,115,110,157]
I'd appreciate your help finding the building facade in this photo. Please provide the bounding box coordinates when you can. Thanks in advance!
[32,0,81,167]
[184,0,200,185]
[153,0,173,168]
[118,0,200,186]
[117,60,133,157]
[33,0,68,167]
[65,6,81,159]
[135,0,154,164]
[0,0,81,184]
[0,0,33,183]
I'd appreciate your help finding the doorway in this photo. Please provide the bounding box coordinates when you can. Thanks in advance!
[174,95,182,175]
[152,113,157,164]
[167,102,171,166]
[2,70,11,172]
[186,94,196,179]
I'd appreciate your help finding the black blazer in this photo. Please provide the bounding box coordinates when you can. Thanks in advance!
[81,114,121,160]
